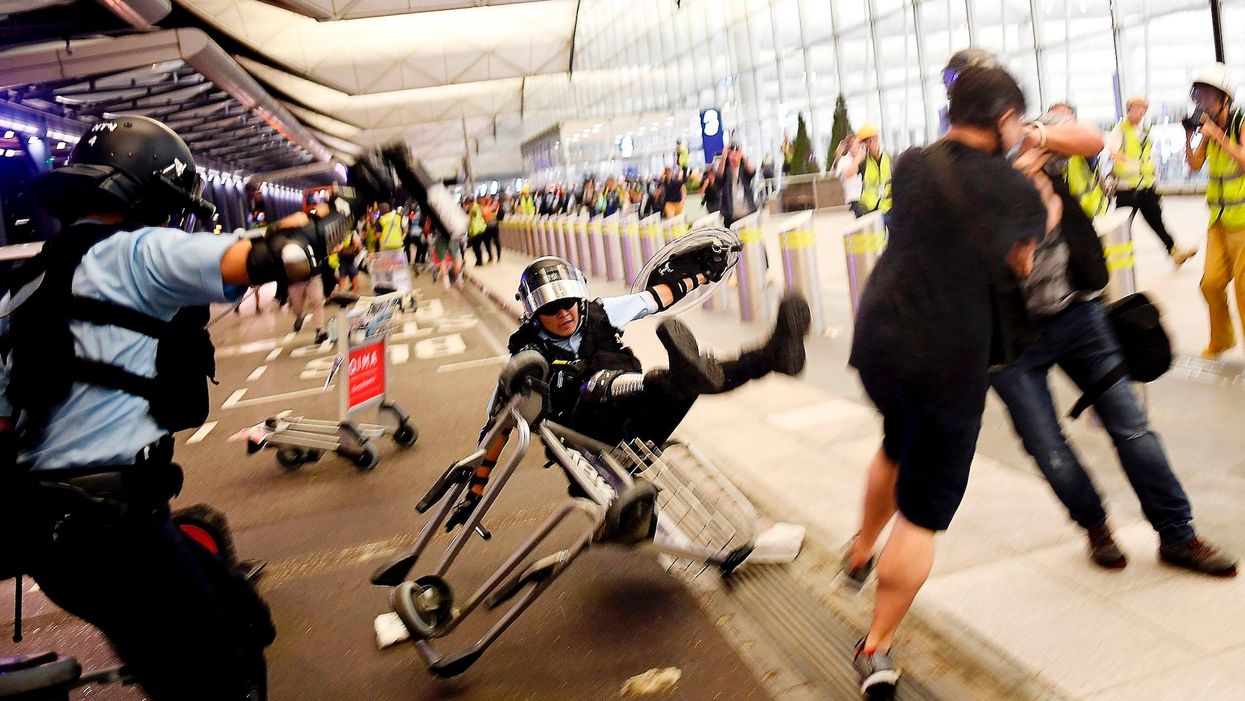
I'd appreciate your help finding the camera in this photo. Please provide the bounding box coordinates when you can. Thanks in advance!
[1182,109,1207,131]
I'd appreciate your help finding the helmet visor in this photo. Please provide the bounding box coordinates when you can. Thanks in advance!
[518,260,588,317]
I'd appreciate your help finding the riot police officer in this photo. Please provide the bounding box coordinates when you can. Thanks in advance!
[0,116,363,700]
[508,255,811,447]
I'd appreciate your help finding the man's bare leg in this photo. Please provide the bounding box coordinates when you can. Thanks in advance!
[848,446,899,569]
[865,515,935,652]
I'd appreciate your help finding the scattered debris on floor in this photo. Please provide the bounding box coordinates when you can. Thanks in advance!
[620,667,682,696]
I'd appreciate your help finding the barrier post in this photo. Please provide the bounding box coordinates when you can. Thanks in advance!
[1097,213,1136,303]
[731,213,769,323]
[671,212,689,241]
[778,212,826,334]
[691,213,729,312]
[589,215,605,277]
[842,212,888,319]
[639,213,662,265]
[575,213,592,274]
[535,215,548,255]
[555,215,570,261]
[604,213,622,281]
[621,213,642,285]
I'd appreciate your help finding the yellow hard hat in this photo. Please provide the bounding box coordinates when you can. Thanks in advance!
[857,123,879,140]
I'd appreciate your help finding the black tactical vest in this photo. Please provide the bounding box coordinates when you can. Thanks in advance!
[2,222,217,444]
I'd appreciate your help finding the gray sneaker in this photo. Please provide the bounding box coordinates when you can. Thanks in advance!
[839,542,876,593]
[1159,537,1238,577]
[853,638,899,699]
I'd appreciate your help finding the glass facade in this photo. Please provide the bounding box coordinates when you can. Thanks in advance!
[522,0,1240,180]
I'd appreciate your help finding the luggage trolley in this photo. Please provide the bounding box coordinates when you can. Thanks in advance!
[370,351,801,677]
[245,291,418,471]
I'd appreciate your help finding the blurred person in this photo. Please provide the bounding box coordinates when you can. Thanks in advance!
[781,132,794,175]
[484,195,502,263]
[761,152,776,180]
[939,47,1000,136]
[718,144,757,227]
[834,133,867,217]
[643,178,665,219]
[676,139,691,179]
[1045,102,1108,219]
[701,168,720,215]
[467,196,488,266]
[991,111,1238,578]
[518,185,537,215]
[1108,96,1197,266]
[843,64,1049,697]
[857,123,893,225]
[1186,63,1245,360]
[373,200,412,293]
[287,271,327,345]
[661,167,686,219]
[336,228,363,292]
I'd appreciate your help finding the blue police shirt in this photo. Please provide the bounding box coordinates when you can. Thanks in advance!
[538,292,657,353]
[0,226,244,471]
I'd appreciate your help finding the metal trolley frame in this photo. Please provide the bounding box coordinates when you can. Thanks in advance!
[245,291,418,471]
[371,351,787,678]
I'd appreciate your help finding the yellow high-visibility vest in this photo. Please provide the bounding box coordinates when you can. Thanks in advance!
[860,152,892,214]
[1065,156,1108,218]
[378,211,404,250]
[1207,111,1245,231]
[1113,119,1156,190]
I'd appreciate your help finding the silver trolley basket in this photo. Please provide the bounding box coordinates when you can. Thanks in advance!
[370,350,801,678]
[244,291,418,471]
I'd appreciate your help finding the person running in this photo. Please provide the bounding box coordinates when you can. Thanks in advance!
[842,63,1049,698]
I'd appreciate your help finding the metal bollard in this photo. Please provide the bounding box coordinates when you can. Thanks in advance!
[671,212,689,241]
[536,215,548,255]
[778,212,826,335]
[604,213,622,281]
[732,212,770,323]
[1097,213,1136,303]
[692,213,729,312]
[588,215,605,277]
[842,212,888,319]
[555,215,570,261]
[639,213,663,266]
[575,213,592,275]
[620,212,642,285]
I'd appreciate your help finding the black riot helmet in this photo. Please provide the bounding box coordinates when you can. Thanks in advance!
[516,256,589,323]
[29,115,215,228]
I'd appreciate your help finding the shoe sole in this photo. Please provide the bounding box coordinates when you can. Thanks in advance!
[773,295,812,375]
[657,320,725,389]
[861,671,899,698]
[1158,554,1238,578]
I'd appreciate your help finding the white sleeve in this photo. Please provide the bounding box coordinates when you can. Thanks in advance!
[601,293,658,329]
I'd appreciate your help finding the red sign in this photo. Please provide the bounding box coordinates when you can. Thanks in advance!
[347,340,385,409]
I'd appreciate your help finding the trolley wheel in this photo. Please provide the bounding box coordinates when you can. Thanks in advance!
[392,423,418,447]
[275,447,307,470]
[173,504,239,568]
[391,576,454,640]
[353,444,380,471]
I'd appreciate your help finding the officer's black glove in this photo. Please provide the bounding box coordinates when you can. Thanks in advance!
[698,243,735,283]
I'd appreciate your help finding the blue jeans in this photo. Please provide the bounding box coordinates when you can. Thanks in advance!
[990,301,1195,547]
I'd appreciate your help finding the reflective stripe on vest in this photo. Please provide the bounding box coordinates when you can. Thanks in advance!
[1066,156,1107,218]
[861,153,893,214]
[1113,119,1156,190]
[1207,111,1245,231]
[379,212,404,249]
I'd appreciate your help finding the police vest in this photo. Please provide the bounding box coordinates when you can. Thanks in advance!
[1113,119,1156,190]
[506,300,641,424]
[860,153,893,214]
[1207,110,1245,231]
[1,223,216,443]
[1065,155,1108,219]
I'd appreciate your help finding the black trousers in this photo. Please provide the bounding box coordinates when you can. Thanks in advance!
[469,236,485,265]
[484,224,501,261]
[23,488,272,700]
[1115,188,1174,252]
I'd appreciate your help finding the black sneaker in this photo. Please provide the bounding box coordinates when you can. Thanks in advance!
[839,537,876,593]
[1159,537,1238,577]
[853,638,899,699]
[1086,524,1128,569]
[763,293,812,376]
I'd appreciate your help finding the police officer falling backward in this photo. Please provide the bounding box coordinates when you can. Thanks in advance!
[0,115,391,700]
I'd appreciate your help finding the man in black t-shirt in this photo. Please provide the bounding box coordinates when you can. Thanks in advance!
[842,65,1050,697]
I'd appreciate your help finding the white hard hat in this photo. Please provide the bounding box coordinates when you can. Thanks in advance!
[1192,63,1236,101]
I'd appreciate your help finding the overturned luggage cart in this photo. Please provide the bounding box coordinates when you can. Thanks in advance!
[244,291,417,471]
[371,351,802,677]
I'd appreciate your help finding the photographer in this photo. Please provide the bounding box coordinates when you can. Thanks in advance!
[0,116,368,700]
[1186,63,1245,360]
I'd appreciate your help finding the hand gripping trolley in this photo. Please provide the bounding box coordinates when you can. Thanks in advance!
[245,291,418,471]
[370,351,802,678]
